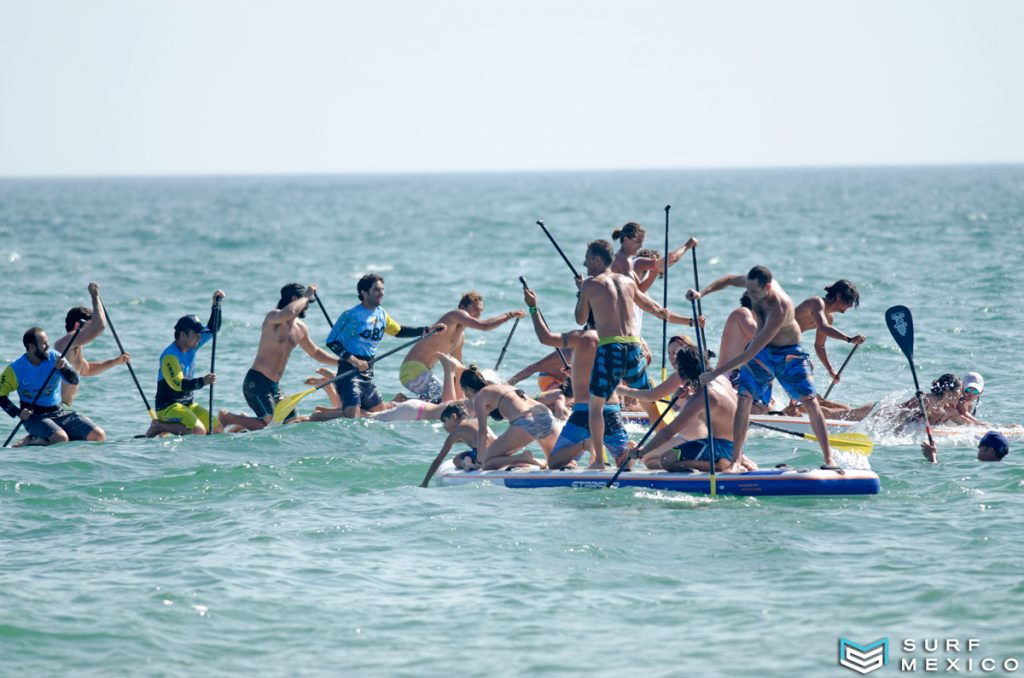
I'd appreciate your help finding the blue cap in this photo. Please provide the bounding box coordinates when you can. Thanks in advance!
[978,431,1010,457]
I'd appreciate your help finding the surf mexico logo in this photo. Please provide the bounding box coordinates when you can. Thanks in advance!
[839,638,889,674]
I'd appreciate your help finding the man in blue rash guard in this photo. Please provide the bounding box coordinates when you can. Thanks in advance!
[0,327,104,446]
[313,274,446,420]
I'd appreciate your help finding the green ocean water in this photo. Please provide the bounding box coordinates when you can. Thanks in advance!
[1,167,1022,676]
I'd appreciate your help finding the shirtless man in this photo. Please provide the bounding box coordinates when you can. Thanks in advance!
[523,283,631,469]
[574,239,681,470]
[399,291,523,402]
[610,222,698,291]
[794,279,866,384]
[691,266,836,470]
[634,342,751,473]
[54,282,130,406]
[219,283,339,430]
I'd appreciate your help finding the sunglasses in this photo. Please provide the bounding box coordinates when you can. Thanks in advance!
[964,387,981,396]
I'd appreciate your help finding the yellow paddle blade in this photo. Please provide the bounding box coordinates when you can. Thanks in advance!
[652,398,675,426]
[271,387,316,426]
[806,431,873,455]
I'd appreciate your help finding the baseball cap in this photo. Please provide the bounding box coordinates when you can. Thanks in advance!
[978,430,1009,458]
[174,314,205,334]
[962,372,984,395]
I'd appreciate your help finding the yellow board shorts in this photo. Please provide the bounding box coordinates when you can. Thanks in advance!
[157,402,220,431]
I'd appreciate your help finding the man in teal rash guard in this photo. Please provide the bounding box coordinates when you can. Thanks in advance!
[0,327,104,446]
[313,274,445,420]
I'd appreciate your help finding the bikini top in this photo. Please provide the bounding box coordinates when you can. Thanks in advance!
[489,388,527,421]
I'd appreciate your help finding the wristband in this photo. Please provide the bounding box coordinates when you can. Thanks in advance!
[528,307,538,315]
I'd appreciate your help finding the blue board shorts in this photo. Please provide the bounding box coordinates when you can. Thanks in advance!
[550,403,630,458]
[589,337,650,400]
[672,438,735,464]
[736,344,816,407]
[336,371,384,411]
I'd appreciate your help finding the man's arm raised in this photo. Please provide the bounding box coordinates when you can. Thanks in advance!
[450,308,525,332]
[690,274,746,300]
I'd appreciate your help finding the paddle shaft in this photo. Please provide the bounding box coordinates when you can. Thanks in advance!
[319,328,442,394]
[606,391,682,488]
[690,247,709,352]
[3,324,84,447]
[691,297,717,495]
[314,294,333,328]
[823,343,859,400]
[494,316,520,371]
[207,303,220,435]
[102,300,156,419]
[536,220,581,279]
[661,205,670,382]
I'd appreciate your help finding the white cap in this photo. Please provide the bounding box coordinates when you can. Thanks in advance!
[962,372,984,395]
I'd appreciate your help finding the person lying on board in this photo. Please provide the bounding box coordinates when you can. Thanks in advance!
[522,282,629,470]
[314,273,445,420]
[148,291,225,437]
[55,282,130,408]
[575,239,694,469]
[506,348,573,393]
[894,373,963,431]
[690,266,837,469]
[459,363,554,470]
[1,327,103,446]
[632,342,757,473]
[941,372,992,427]
[219,283,338,431]
[921,430,1010,463]
[398,290,523,402]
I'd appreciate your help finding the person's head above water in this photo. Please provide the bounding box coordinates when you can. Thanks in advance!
[977,431,1009,462]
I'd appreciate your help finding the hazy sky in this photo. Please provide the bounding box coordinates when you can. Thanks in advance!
[2,0,1022,176]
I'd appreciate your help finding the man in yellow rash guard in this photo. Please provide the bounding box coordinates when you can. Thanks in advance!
[148,290,225,437]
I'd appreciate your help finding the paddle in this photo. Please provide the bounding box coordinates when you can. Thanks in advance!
[535,220,581,279]
[750,421,873,455]
[102,300,156,420]
[207,300,221,435]
[690,245,709,355]
[493,317,519,372]
[270,328,441,425]
[314,293,334,328]
[519,276,570,370]
[606,390,683,488]
[823,343,859,400]
[885,305,936,455]
[3,324,84,448]
[661,205,670,383]
[690,296,717,496]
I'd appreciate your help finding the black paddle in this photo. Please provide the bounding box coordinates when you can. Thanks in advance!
[314,293,334,328]
[606,391,683,488]
[102,299,157,420]
[207,301,221,435]
[691,296,718,496]
[536,220,581,279]
[823,343,859,400]
[661,205,670,382]
[3,324,84,448]
[494,317,520,372]
[690,246,709,355]
[885,305,936,454]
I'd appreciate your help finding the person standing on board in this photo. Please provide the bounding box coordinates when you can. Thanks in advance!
[522,283,631,470]
[148,290,225,437]
[54,282,131,407]
[398,291,523,402]
[575,239,683,470]
[315,274,445,420]
[793,279,866,385]
[0,327,104,445]
[690,266,837,470]
[219,283,338,430]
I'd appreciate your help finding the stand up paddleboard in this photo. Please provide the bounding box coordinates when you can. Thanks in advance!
[434,461,880,497]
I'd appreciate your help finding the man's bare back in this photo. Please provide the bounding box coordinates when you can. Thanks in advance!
[578,271,648,338]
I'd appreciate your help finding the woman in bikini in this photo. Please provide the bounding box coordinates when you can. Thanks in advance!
[459,364,561,470]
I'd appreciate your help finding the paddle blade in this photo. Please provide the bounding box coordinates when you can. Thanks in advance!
[270,387,315,426]
[806,432,873,456]
[885,305,915,361]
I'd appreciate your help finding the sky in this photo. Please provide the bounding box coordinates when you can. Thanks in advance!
[1,0,1023,176]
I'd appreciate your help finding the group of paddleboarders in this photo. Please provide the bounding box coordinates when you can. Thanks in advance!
[1,223,1012,468]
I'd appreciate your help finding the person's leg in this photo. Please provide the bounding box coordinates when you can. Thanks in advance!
[57,410,105,442]
[481,426,535,468]
[801,396,834,466]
